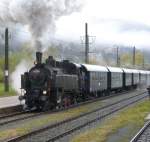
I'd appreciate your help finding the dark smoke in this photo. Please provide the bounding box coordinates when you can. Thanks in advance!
[0,0,83,51]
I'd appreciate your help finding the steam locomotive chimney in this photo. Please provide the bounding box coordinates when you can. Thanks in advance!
[36,52,42,64]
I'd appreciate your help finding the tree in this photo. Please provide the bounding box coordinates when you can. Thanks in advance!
[120,53,132,67]
[135,51,144,66]
[89,56,98,65]
[120,50,144,68]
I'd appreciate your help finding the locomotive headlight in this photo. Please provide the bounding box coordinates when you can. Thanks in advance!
[43,90,47,94]
[23,90,26,94]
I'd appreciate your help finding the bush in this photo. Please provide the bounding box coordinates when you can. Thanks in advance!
[0,69,3,82]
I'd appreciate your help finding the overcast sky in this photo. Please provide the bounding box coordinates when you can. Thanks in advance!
[54,0,150,48]
[4,0,150,49]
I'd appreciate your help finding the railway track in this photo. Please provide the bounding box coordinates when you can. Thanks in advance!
[0,111,39,126]
[130,120,150,142]
[0,90,135,127]
[6,91,148,142]
[0,111,25,120]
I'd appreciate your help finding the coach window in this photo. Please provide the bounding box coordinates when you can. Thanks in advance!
[98,72,100,81]
[100,73,102,81]
[94,72,96,80]
[91,72,93,80]
[97,72,99,81]
[95,72,97,80]
[92,72,94,80]
[96,72,98,80]
[93,72,95,80]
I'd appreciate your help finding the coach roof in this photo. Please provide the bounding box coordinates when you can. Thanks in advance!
[122,68,133,73]
[145,70,150,74]
[139,70,147,74]
[132,69,140,73]
[107,67,123,73]
[72,63,82,68]
[82,64,108,72]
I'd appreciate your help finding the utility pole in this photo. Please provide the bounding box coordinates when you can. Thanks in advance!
[4,28,9,92]
[85,23,89,64]
[142,51,145,69]
[133,46,136,67]
[81,23,95,63]
[116,46,120,67]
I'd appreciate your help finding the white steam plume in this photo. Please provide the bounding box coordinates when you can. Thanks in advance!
[2,0,83,93]
[11,60,30,94]
[0,0,83,51]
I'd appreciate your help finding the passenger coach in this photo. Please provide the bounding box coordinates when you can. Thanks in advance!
[132,69,140,88]
[146,71,150,86]
[81,64,108,96]
[139,70,147,87]
[122,68,132,89]
[107,67,123,91]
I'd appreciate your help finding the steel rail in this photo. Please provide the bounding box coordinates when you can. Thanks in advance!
[47,92,147,142]
[0,111,26,120]
[6,91,147,142]
[130,120,150,142]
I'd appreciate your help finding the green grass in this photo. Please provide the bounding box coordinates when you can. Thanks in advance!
[0,83,16,97]
[71,100,150,142]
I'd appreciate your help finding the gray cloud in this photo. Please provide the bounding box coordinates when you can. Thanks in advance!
[119,21,150,32]
[95,18,150,33]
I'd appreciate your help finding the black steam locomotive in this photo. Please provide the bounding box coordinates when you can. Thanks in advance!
[20,52,83,111]
[19,52,150,111]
